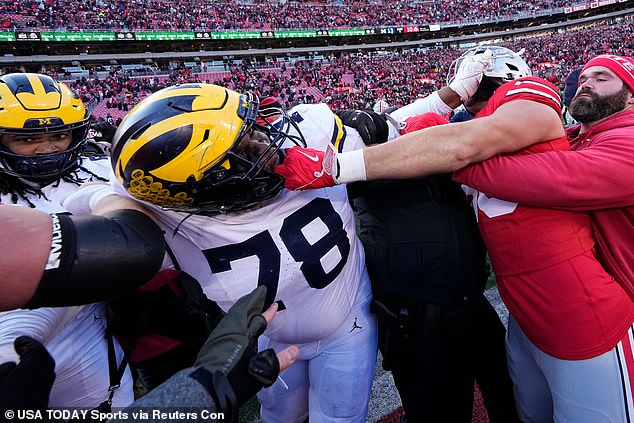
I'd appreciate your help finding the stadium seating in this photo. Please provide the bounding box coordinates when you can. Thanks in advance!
[2,0,578,31]
[65,19,634,122]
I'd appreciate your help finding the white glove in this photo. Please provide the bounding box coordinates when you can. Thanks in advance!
[449,49,493,102]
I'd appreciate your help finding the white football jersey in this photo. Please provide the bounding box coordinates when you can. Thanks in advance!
[0,156,111,212]
[0,156,133,407]
[148,104,371,344]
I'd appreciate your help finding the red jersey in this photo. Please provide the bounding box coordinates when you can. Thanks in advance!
[454,110,634,299]
[454,77,634,359]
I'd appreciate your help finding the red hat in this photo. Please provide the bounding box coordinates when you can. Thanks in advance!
[257,96,282,124]
[260,96,280,108]
[401,112,449,135]
[581,54,634,93]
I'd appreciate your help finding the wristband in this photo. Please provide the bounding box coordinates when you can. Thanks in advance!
[89,186,118,211]
[61,183,114,214]
[335,149,367,184]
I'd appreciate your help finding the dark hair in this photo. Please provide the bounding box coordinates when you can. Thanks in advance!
[469,76,504,104]
[0,158,108,207]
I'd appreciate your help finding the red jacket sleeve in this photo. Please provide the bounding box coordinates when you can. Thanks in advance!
[453,136,634,210]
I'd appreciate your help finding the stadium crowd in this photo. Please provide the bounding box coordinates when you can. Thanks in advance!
[1,0,578,31]
[53,21,634,120]
[2,11,634,421]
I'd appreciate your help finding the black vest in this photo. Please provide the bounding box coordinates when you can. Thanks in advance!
[349,174,488,311]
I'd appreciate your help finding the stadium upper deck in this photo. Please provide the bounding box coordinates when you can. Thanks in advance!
[0,0,631,72]
[2,0,575,31]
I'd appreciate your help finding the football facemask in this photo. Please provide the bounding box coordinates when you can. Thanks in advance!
[111,83,306,215]
[0,73,89,184]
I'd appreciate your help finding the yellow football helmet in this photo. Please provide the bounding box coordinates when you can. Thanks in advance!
[0,73,89,183]
[111,83,306,214]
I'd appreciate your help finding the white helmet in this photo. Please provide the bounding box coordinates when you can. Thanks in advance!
[447,45,531,85]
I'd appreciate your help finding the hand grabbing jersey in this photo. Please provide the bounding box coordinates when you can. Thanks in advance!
[276,112,451,191]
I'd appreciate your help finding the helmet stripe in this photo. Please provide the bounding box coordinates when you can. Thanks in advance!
[124,125,193,182]
[35,74,61,94]
[111,95,197,162]
[3,73,35,95]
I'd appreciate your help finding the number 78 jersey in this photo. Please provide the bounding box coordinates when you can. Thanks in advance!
[154,104,370,345]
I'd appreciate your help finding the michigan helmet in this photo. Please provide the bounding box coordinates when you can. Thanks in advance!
[447,45,531,85]
[111,83,306,215]
[0,73,89,184]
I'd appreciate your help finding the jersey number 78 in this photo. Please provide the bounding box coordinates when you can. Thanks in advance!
[203,198,351,308]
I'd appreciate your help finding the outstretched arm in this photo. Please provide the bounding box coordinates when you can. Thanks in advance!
[1,206,51,310]
[363,99,564,180]
[0,206,165,311]
[276,99,564,190]
[388,49,493,123]
[454,135,634,210]
[339,49,493,144]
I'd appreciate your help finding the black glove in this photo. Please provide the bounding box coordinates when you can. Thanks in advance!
[336,109,389,145]
[88,118,117,145]
[188,286,279,421]
[0,336,55,412]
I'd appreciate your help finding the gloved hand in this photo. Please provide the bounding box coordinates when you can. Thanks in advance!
[0,336,55,412]
[85,119,118,155]
[275,145,339,190]
[449,49,493,102]
[88,118,117,144]
[336,110,389,145]
[189,286,282,418]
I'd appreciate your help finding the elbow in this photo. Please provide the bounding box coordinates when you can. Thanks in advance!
[103,209,166,276]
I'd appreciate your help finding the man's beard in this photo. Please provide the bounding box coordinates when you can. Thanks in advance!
[569,85,629,123]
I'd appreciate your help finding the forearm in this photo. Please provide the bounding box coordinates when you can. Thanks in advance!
[0,207,51,310]
[61,182,115,215]
[24,210,165,310]
[454,147,634,210]
[62,182,155,220]
[93,193,156,220]
[362,119,493,180]
[388,91,455,124]
[275,100,564,189]
[362,100,564,181]
[438,86,464,110]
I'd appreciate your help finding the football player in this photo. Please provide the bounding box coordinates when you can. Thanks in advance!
[277,49,634,421]
[61,47,492,419]
[0,251,298,421]
[0,73,137,408]
[62,51,491,419]
[0,205,164,311]
[328,48,525,423]
[74,83,379,422]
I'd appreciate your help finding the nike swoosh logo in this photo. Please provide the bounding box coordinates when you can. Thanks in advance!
[296,149,320,162]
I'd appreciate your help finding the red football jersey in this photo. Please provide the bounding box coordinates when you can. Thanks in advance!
[455,77,634,359]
